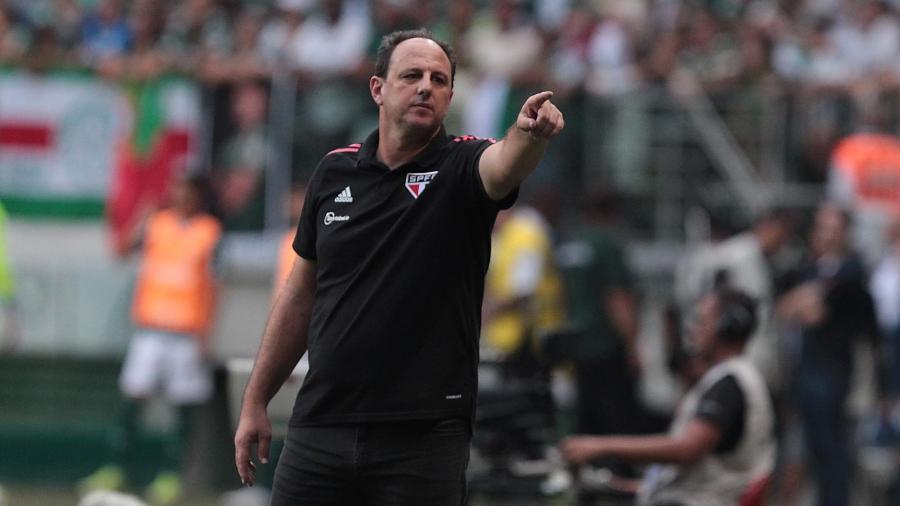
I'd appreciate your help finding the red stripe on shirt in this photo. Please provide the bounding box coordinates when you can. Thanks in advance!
[453,135,496,144]
[327,144,361,155]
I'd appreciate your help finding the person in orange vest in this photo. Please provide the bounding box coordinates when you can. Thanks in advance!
[80,174,222,506]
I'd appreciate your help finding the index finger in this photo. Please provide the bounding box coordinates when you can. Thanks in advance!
[235,438,254,485]
[525,91,554,110]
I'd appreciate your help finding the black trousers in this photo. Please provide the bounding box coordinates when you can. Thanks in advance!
[270,418,471,506]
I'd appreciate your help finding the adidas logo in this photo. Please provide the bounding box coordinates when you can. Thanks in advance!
[334,186,353,203]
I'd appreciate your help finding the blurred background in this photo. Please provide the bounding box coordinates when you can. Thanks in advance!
[1,0,900,504]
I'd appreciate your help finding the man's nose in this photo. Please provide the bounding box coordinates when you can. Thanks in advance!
[417,77,432,96]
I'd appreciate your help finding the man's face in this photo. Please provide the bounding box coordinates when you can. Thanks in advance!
[811,205,847,257]
[371,38,453,135]
[171,181,200,215]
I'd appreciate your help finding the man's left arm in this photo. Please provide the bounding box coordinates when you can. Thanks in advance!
[479,91,565,200]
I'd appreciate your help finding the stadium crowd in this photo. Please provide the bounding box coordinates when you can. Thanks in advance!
[3,0,900,198]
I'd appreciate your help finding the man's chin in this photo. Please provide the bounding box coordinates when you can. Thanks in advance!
[403,117,441,136]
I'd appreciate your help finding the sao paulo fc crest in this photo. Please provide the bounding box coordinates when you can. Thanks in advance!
[405,171,438,199]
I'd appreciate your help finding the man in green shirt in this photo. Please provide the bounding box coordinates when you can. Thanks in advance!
[556,188,643,448]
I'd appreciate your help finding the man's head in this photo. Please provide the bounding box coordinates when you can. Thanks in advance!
[370,29,456,136]
[231,80,268,130]
[582,185,618,225]
[689,289,758,358]
[753,208,794,255]
[374,29,457,87]
[810,202,851,258]
[170,173,213,217]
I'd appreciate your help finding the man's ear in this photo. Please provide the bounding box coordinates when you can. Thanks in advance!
[370,76,383,106]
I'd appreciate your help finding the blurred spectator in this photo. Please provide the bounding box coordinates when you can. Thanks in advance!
[676,10,743,92]
[50,0,83,48]
[22,25,65,73]
[80,175,222,506]
[546,6,594,97]
[561,289,775,505]
[827,132,900,264]
[199,6,268,84]
[214,80,269,231]
[777,202,882,506]
[837,0,899,79]
[290,0,372,173]
[482,203,566,377]
[556,188,647,453]
[581,3,651,194]
[0,200,20,353]
[0,4,26,64]
[161,0,231,73]
[368,0,435,70]
[16,0,83,49]
[462,0,545,138]
[258,0,312,68]
[534,0,572,34]
[429,0,472,53]
[80,0,132,64]
[870,218,900,402]
[124,0,168,79]
[288,0,370,80]
[584,6,640,98]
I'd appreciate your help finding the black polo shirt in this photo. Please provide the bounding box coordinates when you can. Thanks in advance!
[290,127,516,426]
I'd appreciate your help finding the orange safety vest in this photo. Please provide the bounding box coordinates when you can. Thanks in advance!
[831,133,900,214]
[132,209,222,336]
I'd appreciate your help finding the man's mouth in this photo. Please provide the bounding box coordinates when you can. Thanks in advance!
[411,103,433,111]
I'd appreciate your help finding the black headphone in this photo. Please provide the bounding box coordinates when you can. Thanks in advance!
[715,289,758,344]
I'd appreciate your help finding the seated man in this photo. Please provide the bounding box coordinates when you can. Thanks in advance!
[561,289,775,505]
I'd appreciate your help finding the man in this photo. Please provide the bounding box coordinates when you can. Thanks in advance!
[777,202,881,506]
[561,289,776,506]
[215,80,270,231]
[870,218,900,405]
[556,188,646,451]
[234,29,563,504]
[81,175,221,505]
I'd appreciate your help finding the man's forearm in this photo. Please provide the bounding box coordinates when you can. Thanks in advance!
[602,434,701,465]
[482,127,548,199]
[478,91,563,200]
[607,289,638,351]
[243,261,315,406]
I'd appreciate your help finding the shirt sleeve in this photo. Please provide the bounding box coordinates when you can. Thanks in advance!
[694,374,746,454]
[453,138,518,210]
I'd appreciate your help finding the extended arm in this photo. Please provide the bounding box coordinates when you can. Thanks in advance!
[234,255,316,486]
[561,419,722,466]
[478,91,565,200]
